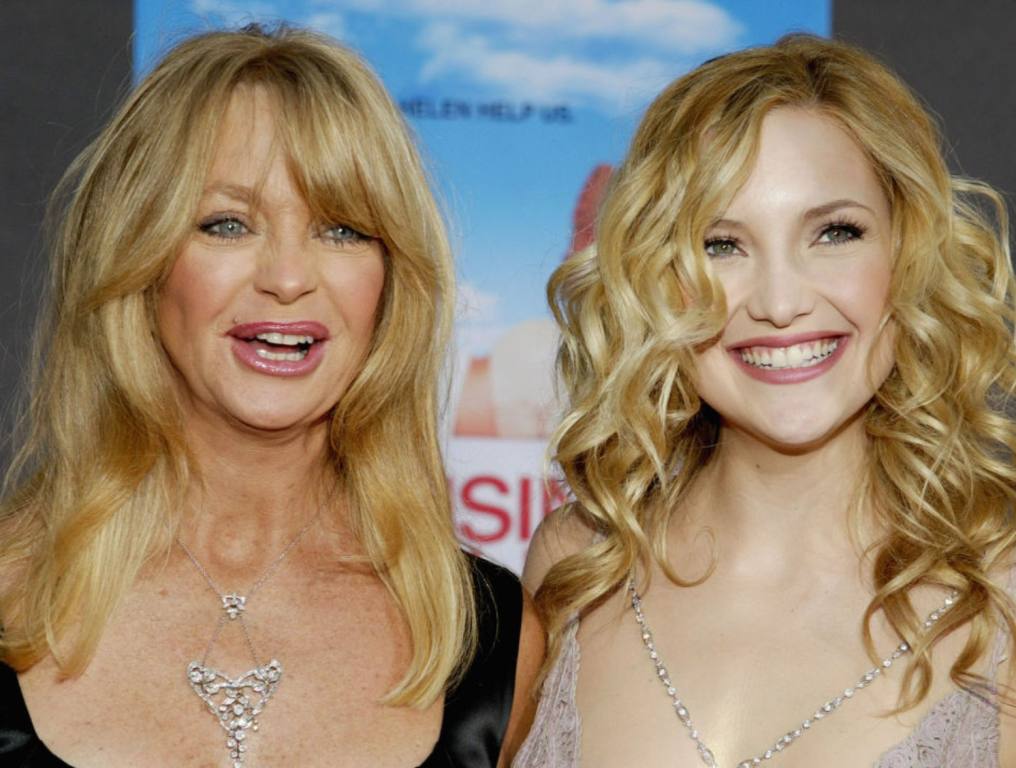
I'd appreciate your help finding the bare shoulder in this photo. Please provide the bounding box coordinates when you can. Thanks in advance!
[521,505,597,594]
[497,590,545,768]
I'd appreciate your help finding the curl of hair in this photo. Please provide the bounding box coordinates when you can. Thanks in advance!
[540,34,1016,712]
[0,25,474,708]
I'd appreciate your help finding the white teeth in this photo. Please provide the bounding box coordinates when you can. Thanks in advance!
[255,332,314,346]
[738,339,839,370]
[256,347,309,362]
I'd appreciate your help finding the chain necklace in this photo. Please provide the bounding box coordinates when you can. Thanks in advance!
[178,515,318,768]
[628,580,959,768]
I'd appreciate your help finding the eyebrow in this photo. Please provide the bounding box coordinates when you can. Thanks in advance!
[708,198,876,230]
[200,182,260,204]
[803,198,875,219]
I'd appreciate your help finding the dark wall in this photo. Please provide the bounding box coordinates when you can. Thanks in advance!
[0,0,133,450]
[834,0,1016,208]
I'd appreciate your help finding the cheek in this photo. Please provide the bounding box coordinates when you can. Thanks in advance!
[832,261,895,387]
[325,253,386,338]
[847,274,891,329]
[157,252,234,361]
[688,339,731,406]
[868,317,897,391]
[823,247,892,327]
[157,259,199,359]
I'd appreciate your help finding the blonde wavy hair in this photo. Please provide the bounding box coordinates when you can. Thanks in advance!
[541,33,1016,711]
[0,25,474,707]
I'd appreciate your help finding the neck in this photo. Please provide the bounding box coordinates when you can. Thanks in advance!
[680,418,874,581]
[177,412,336,571]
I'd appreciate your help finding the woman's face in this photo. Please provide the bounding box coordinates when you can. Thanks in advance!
[158,85,386,434]
[692,107,894,451]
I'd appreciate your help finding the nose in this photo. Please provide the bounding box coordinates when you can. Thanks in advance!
[744,251,814,327]
[253,231,318,304]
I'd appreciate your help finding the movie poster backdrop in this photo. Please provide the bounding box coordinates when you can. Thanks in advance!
[135,0,830,572]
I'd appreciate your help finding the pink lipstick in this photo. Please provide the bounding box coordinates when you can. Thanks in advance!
[227,321,329,377]
[727,332,848,385]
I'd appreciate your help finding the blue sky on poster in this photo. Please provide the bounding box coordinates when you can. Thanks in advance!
[135,0,829,351]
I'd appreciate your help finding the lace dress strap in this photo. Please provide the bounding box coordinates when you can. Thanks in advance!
[511,618,581,768]
[987,564,1016,680]
[876,570,1016,768]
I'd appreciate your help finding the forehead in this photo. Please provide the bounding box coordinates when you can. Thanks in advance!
[721,107,889,221]
[204,85,282,187]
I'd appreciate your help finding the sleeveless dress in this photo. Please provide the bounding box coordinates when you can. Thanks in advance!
[0,553,521,768]
[514,609,1006,768]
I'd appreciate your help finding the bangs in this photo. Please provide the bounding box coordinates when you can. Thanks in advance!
[257,72,393,243]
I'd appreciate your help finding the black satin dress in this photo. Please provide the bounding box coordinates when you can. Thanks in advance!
[0,554,522,768]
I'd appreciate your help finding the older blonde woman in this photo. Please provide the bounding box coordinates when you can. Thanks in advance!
[516,35,1016,768]
[0,25,540,768]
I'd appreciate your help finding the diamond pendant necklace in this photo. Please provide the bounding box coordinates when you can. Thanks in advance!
[178,514,318,768]
[628,579,959,768]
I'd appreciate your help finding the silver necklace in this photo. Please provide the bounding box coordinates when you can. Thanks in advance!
[629,579,959,768]
[178,516,317,768]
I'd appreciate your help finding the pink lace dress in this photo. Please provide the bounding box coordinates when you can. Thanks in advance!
[513,618,1004,768]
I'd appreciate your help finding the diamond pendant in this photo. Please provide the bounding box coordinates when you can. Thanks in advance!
[221,593,247,619]
[187,659,282,767]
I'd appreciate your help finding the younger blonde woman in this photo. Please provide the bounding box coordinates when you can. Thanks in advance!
[516,35,1016,768]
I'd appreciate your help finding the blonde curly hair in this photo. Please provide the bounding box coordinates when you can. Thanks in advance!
[540,33,1016,712]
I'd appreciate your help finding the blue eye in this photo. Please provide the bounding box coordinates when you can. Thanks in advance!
[704,237,741,259]
[320,224,370,245]
[817,221,866,245]
[199,217,250,239]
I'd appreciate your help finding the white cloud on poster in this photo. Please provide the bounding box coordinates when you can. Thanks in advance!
[457,281,501,324]
[337,0,740,54]
[189,0,285,26]
[346,0,739,111]
[454,323,511,359]
[188,0,743,112]
[302,11,346,38]
[419,22,669,109]
[189,0,349,38]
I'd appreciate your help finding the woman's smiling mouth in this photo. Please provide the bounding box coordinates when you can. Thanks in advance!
[228,321,330,376]
[738,338,839,369]
[248,332,316,361]
[728,332,849,384]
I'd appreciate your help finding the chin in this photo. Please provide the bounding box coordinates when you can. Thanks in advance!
[739,408,864,454]
[752,428,838,454]
[221,398,332,434]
